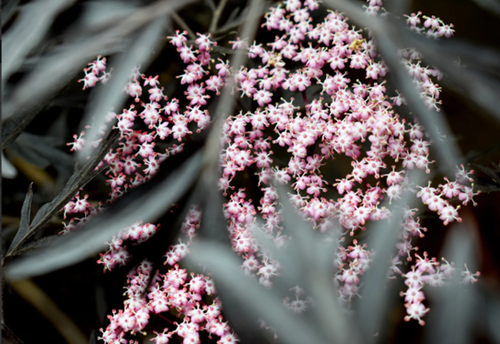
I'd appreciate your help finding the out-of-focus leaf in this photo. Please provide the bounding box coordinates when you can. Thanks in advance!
[425,223,478,344]
[208,0,228,33]
[4,145,203,280]
[109,187,195,299]
[197,0,264,238]
[197,179,231,244]
[432,39,500,74]
[375,30,461,177]
[1,152,17,179]
[7,183,33,257]
[2,0,76,83]
[2,0,197,150]
[10,133,73,171]
[1,0,20,26]
[397,28,500,125]
[250,221,301,288]
[472,0,500,18]
[211,0,272,37]
[275,184,354,344]
[4,130,119,259]
[185,241,331,344]
[355,170,424,343]
[488,296,500,344]
[191,182,356,344]
[382,0,410,16]
[77,16,166,162]
[70,1,137,33]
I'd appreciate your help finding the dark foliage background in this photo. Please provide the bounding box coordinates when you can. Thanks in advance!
[2,0,500,343]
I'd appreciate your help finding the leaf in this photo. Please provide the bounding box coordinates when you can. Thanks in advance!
[7,183,33,257]
[2,0,76,82]
[4,130,119,259]
[4,143,204,280]
[1,152,17,179]
[487,295,500,344]
[188,183,357,344]
[2,0,197,150]
[469,163,500,183]
[1,0,20,27]
[424,222,478,344]
[10,133,74,172]
[7,235,59,258]
[274,185,353,344]
[185,241,331,344]
[397,28,500,126]
[472,0,500,18]
[197,178,231,244]
[355,170,425,343]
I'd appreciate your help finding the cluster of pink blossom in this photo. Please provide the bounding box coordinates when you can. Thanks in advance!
[98,258,237,344]
[62,0,483,342]
[63,188,240,343]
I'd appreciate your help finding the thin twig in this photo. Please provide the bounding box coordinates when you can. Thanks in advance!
[10,279,88,344]
[209,0,228,33]
[171,11,196,40]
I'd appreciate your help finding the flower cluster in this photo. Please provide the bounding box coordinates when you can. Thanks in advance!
[63,0,481,342]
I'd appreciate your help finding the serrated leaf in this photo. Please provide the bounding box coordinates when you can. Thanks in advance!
[7,183,33,256]
[470,163,500,185]
[5,130,119,258]
[474,180,500,193]
[5,145,203,280]
[8,235,59,258]
[470,163,500,180]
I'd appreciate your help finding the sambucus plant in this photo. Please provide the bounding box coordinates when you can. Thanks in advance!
[6,0,497,343]
[62,0,482,342]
